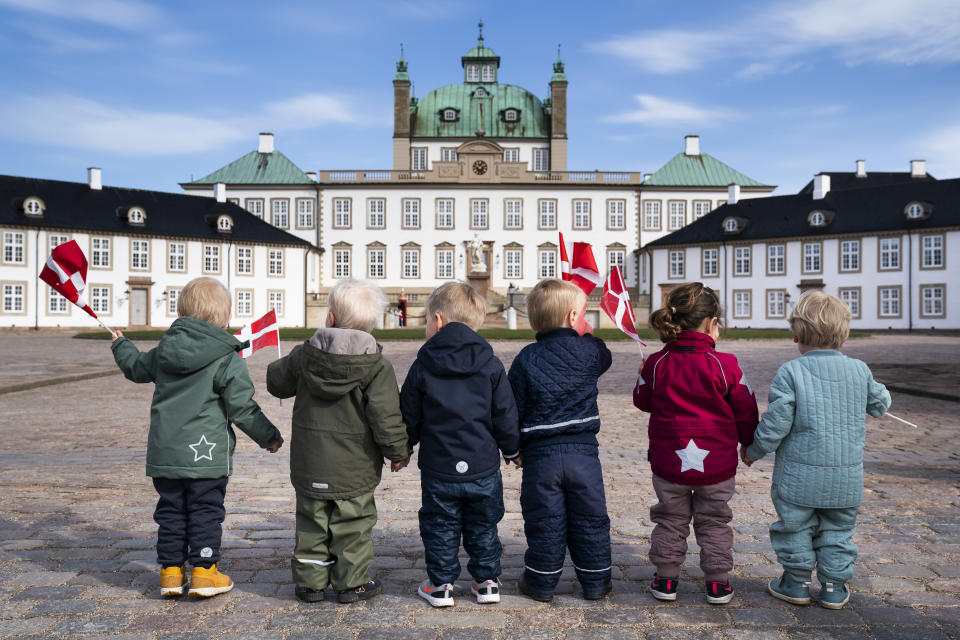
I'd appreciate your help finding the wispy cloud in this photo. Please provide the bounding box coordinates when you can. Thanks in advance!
[17,22,119,52]
[603,95,738,126]
[0,0,162,30]
[919,123,960,178]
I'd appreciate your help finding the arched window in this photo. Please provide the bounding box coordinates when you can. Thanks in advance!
[906,202,925,219]
[466,65,480,82]
[23,197,43,216]
[217,215,233,232]
[810,211,825,226]
[723,218,738,232]
[128,207,146,224]
[481,64,495,82]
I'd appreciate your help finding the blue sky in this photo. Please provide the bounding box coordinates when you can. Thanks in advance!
[2,0,959,194]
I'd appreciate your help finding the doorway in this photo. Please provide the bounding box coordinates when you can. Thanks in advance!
[130,288,148,326]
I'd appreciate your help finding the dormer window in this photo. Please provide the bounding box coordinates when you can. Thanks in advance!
[441,108,459,122]
[502,109,520,123]
[481,64,495,82]
[466,65,480,82]
[127,207,146,225]
[217,214,234,232]
[807,209,833,228]
[22,197,44,216]
[905,201,930,220]
[723,217,739,233]
[475,87,487,98]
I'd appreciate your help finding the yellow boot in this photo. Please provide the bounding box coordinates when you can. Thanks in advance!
[188,564,233,598]
[159,565,187,598]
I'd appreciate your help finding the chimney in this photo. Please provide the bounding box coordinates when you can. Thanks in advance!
[258,132,274,154]
[727,183,740,205]
[87,167,102,190]
[305,171,317,182]
[910,159,926,177]
[813,173,831,200]
[643,173,652,182]
[684,134,700,156]
[213,182,226,203]
[855,159,866,177]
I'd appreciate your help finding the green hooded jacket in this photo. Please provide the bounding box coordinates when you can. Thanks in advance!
[266,328,410,500]
[112,316,281,479]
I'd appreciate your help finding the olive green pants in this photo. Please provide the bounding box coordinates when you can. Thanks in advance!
[293,491,377,591]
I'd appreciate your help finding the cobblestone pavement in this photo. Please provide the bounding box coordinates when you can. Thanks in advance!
[1,333,958,639]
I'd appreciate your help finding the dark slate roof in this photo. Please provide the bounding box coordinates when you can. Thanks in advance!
[798,171,936,194]
[646,177,960,248]
[1,174,311,246]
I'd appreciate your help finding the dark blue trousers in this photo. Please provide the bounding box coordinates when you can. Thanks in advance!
[521,443,611,596]
[153,477,228,568]
[419,471,505,586]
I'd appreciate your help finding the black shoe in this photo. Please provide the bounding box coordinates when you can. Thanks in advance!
[705,579,734,605]
[338,577,382,603]
[295,585,325,603]
[583,583,612,600]
[650,573,678,601]
[518,575,553,603]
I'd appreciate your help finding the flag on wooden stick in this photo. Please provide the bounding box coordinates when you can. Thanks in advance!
[39,239,96,318]
[600,265,646,350]
[234,309,280,359]
[559,232,602,296]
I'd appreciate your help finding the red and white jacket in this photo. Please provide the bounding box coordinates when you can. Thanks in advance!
[633,331,758,485]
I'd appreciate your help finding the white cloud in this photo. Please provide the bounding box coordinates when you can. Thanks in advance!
[604,95,737,126]
[18,23,118,52]
[919,124,960,178]
[0,0,162,30]
[588,31,731,74]
[264,94,365,129]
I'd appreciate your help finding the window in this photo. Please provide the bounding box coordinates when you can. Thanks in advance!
[131,239,149,270]
[441,147,458,162]
[333,198,351,228]
[840,240,860,272]
[436,199,454,229]
[90,286,110,315]
[127,207,145,224]
[236,290,252,316]
[921,285,945,318]
[643,201,661,230]
[269,291,284,317]
[724,218,738,233]
[669,250,685,279]
[733,291,751,319]
[471,199,488,229]
[49,234,68,253]
[91,237,110,268]
[879,237,900,270]
[411,147,427,171]
[402,248,420,278]
[216,215,233,232]
[668,201,686,230]
[694,201,712,219]
[272,200,288,228]
[236,246,252,275]
[442,110,458,122]
[921,235,944,268]
[246,199,264,219]
[334,249,350,278]
[297,199,314,228]
[168,242,186,272]
[809,211,826,227]
[702,248,718,277]
[767,290,786,318]
[3,232,25,264]
[167,288,181,316]
[607,200,625,230]
[505,249,522,279]
[367,199,385,228]
[503,109,519,122]
[734,246,751,276]
[538,200,556,229]
[573,200,591,229]
[503,148,519,163]
[767,245,785,275]
[203,245,220,273]
[367,248,385,279]
[906,202,925,219]
[879,287,901,318]
[436,249,454,279]
[481,64,495,82]
[533,148,550,172]
[803,242,821,273]
[2,283,25,313]
[48,287,68,314]
[539,249,557,278]
[608,249,625,274]
[24,197,43,215]
[268,249,283,276]
[466,64,480,82]
[402,198,420,228]
[475,87,486,97]
[839,288,860,319]
[504,199,522,229]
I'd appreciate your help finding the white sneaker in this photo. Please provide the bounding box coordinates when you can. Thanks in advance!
[418,579,454,607]
[472,579,501,604]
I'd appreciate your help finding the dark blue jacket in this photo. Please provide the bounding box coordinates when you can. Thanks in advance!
[400,322,520,482]
[508,329,612,450]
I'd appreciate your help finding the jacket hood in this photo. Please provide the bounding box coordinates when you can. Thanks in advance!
[298,328,383,399]
[156,316,241,374]
[417,322,493,376]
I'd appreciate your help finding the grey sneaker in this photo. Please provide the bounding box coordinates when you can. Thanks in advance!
[819,581,850,609]
[767,573,812,605]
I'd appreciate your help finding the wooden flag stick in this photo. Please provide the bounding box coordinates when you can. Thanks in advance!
[886,412,918,429]
[93,316,115,335]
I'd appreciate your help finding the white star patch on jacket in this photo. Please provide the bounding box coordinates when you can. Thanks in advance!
[675,439,709,473]
[188,435,217,462]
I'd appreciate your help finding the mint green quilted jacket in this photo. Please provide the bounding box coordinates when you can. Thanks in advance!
[745,350,891,508]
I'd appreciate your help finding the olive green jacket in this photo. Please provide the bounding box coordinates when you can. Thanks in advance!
[267,328,410,500]
[112,316,281,479]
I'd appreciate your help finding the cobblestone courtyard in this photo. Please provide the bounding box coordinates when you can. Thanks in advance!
[1,334,958,639]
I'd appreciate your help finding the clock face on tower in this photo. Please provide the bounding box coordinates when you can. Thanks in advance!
[472,160,488,176]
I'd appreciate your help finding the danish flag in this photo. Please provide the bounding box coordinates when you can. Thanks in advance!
[234,309,280,359]
[600,265,646,349]
[39,240,97,318]
[559,232,602,295]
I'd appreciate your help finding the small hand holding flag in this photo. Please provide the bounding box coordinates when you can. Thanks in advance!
[39,239,113,334]
[234,309,280,359]
[601,265,646,352]
[559,232,602,296]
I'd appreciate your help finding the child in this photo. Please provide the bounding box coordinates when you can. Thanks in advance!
[267,279,410,604]
[111,277,283,598]
[742,291,890,609]
[508,278,613,603]
[400,281,520,607]
[634,282,758,604]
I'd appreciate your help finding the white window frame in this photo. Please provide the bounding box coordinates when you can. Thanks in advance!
[879,237,900,270]
[130,239,150,271]
[436,198,454,229]
[669,250,685,279]
[607,200,625,230]
[268,290,284,317]
[504,199,523,229]
[272,199,289,228]
[803,242,822,273]
[481,64,495,82]
[702,247,719,277]
[90,285,111,315]
[48,285,68,314]
[734,246,751,276]
[3,231,25,265]
[441,147,458,162]
[246,199,264,219]
[90,237,110,269]
[503,148,519,163]
[533,148,550,172]
[538,249,557,278]
[402,248,420,278]
[470,199,488,229]
[767,244,785,275]
[166,287,181,316]
[920,285,945,318]
[236,246,253,275]
[402,198,420,229]
[411,147,427,171]
[693,200,712,219]
[840,240,860,272]
[733,290,751,319]
[839,288,860,319]
[297,199,315,228]
[573,199,591,230]
[505,249,522,279]
[466,65,480,82]
[921,235,944,269]
[367,248,385,279]
[367,198,385,229]
[608,249,625,275]
[538,200,556,229]
[643,201,661,230]
[168,242,186,272]
[879,287,901,318]
[436,248,454,279]
[334,249,351,278]
[203,244,220,274]
[668,201,686,230]
[236,290,253,317]
[333,198,351,229]
[2,283,25,314]
[268,249,284,277]
[766,290,786,319]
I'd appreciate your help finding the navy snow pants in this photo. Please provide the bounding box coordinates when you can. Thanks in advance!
[520,443,611,596]
[153,477,228,568]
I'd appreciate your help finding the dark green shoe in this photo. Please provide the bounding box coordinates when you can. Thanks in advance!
[767,573,811,605]
[819,581,850,609]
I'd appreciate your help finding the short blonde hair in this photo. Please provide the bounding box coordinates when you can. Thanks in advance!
[425,281,486,331]
[790,291,851,349]
[328,279,386,332]
[527,279,586,333]
[178,277,231,327]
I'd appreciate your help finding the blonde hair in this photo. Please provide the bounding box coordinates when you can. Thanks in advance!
[527,279,585,333]
[790,291,850,349]
[328,279,387,332]
[178,277,231,327]
[425,281,486,331]
[649,282,722,343]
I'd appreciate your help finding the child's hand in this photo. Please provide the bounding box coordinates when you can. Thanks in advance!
[266,438,283,453]
[111,329,124,342]
[391,456,410,472]
[740,445,753,467]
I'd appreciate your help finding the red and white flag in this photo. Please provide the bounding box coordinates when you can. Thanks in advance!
[39,239,96,319]
[234,309,279,359]
[601,265,646,349]
[559,232,602,296]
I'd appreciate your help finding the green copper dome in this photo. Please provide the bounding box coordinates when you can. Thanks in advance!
[412,83,548,139]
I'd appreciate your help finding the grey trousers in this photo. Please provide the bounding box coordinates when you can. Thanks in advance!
[649,474,736,582]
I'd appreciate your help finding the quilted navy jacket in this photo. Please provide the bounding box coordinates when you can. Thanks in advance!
[400,322,520,482]
[508,328,613,450]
